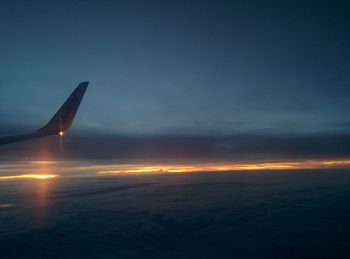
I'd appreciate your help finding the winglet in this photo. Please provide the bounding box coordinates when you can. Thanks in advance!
[38,81,89,135]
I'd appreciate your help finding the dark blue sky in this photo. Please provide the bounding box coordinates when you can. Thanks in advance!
[1,0,350,160]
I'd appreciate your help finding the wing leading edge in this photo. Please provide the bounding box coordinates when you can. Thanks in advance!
[0,81,89,145]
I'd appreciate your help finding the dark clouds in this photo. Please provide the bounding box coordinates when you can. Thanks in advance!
[2,131,350,161]
[2,171,350,258]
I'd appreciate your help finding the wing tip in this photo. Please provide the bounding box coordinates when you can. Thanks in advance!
[38,81,89,135]
[78,81,89,89]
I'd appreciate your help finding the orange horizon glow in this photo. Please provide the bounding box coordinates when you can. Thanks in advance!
[97,159,350,175]
[30,161,60,165]
[3,159,350,178]
[0,174,59,180]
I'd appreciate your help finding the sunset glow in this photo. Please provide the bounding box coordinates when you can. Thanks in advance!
[96,159,350,175]
[2,159,350,179]
[0,174,59,180]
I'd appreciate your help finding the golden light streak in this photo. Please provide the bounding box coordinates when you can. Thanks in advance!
[97,159,350,175]
[0,174,59,180]
[30,161,59,165]
[3,159,350,178]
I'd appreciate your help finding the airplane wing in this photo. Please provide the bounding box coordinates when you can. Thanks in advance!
[0,81,88,145]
